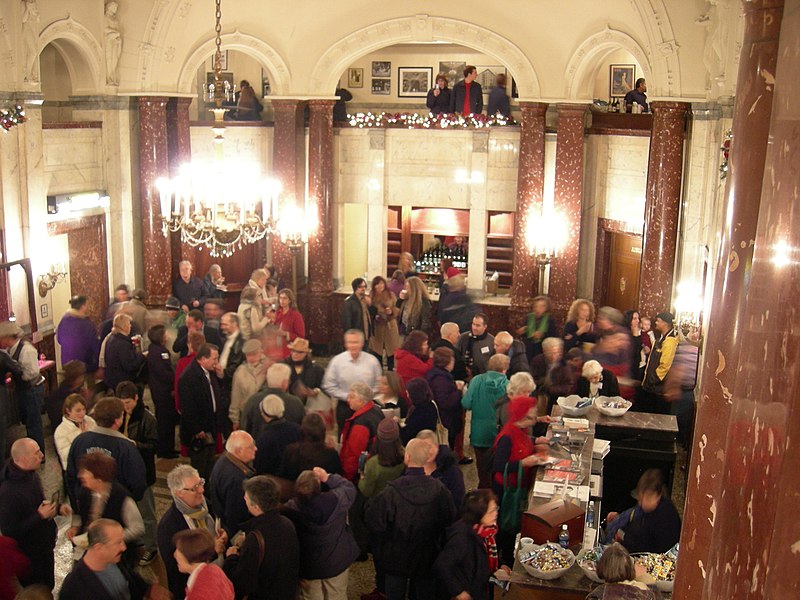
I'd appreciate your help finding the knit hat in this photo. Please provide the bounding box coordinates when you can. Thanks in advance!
[376,418,400,442]
[242,339,262,354]
[165,296,181,310]
[656,312,674,327]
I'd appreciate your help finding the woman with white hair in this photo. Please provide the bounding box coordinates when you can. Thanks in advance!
[577,359,620,399]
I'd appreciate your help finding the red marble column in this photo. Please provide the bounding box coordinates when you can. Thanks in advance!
[549,103,587,316]
[271,99,306,285]
[700,3,798,596]
[510,102,548,326]
[305,100,335,345]
[137,97,172,305]
[166,97,195,279]
[674,1,784,596]
[636,101,690,319]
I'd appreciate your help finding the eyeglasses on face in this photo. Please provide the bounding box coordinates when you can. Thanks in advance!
[182,478,205,492]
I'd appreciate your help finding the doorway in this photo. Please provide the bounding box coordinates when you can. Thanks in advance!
[605,232,642,313]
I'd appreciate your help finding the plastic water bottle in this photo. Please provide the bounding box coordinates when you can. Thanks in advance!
[559,524,570,549]
[587,503,596,529]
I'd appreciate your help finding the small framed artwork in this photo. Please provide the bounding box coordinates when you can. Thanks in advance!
[398,67,432,97]
[439,61,466,85]
[211,50,228,71]
[372,78,391,95]
[348,67,363,88]
[40,303,48,319]
[476,66,505,93]
[372,61,391,77]
[609,64,636,97]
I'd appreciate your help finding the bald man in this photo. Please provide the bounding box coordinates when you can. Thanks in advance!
[366,438,456,600]
[493,330,531,378]
[0,438,69,589]
[209,430,256,536]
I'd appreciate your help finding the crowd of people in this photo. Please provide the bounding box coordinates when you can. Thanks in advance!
[0,255,689,600]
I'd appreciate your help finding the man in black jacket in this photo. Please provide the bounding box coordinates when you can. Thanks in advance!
[341,277,372,338]
[0,438,67,590]
[493,331,531,377]
[173,309,223,357]
[67,397,147,502]
[178,343,224,479]
[209,430,256,536]
[366,439,456,600]
[449,65,483,115]
[103,313,145,391]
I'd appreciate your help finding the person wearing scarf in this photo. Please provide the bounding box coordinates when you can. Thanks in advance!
[158,465,227,600]
[517,295,559,362]
[490,396,550,563]
[434,489,507,600]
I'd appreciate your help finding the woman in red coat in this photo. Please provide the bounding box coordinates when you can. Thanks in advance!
[274,288,306,359]
[394,330,433,385]
[173,528,234,600]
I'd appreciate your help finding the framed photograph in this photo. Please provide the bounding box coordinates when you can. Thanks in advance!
[371,78,391,95]
[348,67,364,88]
[210,50,228,71]
[372,61,391,77]
[439,61,466,85]
[398,67,432,97]
[206,71,234,89]
[476,66,505,93]
[40,303,48,319]
[610,64,636,98]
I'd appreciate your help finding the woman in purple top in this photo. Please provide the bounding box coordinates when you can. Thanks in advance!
[56,295,100,373]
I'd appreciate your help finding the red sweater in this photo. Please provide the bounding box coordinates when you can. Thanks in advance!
[274,308,306,358]
[394,349,433,385]
[186,563,234,600]
[339,402,383,481]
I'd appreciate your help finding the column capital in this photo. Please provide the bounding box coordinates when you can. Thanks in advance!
[555,102,590,114]
[517,101,549,115]
[649,100,692,115]
[136,96,169,107]
[307,99,336,109]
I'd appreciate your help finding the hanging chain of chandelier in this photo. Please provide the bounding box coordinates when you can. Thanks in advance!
[155,0,294,258]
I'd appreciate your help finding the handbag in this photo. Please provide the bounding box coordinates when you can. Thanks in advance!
[431,401,450,446]
[499,462,525,533]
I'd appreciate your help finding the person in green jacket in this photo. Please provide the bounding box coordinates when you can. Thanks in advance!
[462,353,510,487]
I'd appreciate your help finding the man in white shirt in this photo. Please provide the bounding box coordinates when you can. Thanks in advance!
[322,329,382,433]
[0,322,45,454]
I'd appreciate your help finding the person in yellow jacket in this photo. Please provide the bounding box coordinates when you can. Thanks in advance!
[640,312,679,413]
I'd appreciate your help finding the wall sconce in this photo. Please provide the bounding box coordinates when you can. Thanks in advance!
[38,263,67,297]
[526,206,568,295]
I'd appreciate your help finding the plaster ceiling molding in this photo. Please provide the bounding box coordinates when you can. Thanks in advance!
[176,30,290,96]
[137,0,177,91]
[38,16,103,95]
[630,0,682,96]
[564,26,652,100]
[309,16,541,97]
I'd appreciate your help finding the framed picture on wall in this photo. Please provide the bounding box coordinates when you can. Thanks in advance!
[609,64,635,97]
[398,67,432,97]
[476,66,505,93]
[372,78,391,95]
[372,61,391,77]
[348,68,363,88]
[438,61,466,86]
[210,50,228,71]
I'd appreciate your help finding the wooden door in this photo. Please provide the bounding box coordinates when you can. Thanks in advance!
[605,232,642,312]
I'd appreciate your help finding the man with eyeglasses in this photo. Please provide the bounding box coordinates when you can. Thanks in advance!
[157,465,228,600]
[341,277,373,338]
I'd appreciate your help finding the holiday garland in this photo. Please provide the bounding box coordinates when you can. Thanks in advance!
[346,111,516,129]
[1,105,27,132]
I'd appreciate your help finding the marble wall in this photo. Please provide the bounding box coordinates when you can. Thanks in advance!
[42,126,105,195]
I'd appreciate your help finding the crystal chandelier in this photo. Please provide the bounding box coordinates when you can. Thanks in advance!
[155,0,279,258]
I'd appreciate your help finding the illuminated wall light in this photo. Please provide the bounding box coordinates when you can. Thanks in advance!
[771,239,793,268]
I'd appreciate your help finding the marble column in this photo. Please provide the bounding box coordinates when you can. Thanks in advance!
[549,103,587,316]
[306,100,335,345]
[166,97,195,281]
[270,99,306,284]
[698,2,798,596]
[636,101,690,318]
[674,1,784,597]
[137,97,172,304]
[510,102,548,326]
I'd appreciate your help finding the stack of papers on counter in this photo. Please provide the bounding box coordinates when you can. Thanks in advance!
[562,417,590,429]
[532,481,591,503]
[593,439,611,459]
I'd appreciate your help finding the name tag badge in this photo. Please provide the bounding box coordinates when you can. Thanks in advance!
[481,346,490,354]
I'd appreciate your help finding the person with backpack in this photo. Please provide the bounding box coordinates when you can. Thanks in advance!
[339,383,383,482]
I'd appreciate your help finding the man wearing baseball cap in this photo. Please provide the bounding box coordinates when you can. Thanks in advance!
[641,312,679,413]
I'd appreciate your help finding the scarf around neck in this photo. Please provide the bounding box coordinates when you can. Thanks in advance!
[174,496,215,530]
[473,523,499,572]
